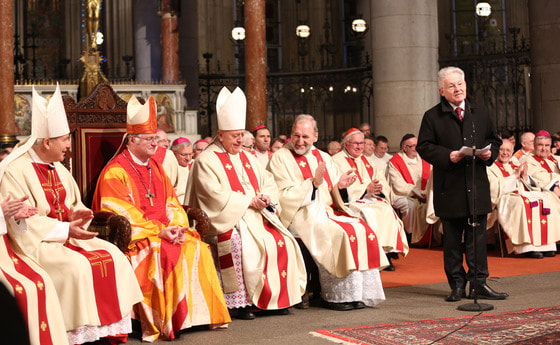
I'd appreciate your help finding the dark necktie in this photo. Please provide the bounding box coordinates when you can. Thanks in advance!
[455,107,463,121]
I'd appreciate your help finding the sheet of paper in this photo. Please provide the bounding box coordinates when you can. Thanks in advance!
[458,144,491,156]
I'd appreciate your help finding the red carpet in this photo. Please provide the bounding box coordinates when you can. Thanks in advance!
[381,247,560,288]
[312,306,560,344]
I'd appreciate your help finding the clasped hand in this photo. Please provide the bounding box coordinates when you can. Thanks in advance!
[159,225,187,245]
[250,194,271,210]
[366,179,383,195]
[68,207,97,240]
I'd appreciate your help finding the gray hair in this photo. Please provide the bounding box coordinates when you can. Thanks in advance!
[292,114,318,134]
[437,66,465,89]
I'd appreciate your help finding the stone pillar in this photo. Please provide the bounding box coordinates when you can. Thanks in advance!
[370,1,439,148]
[529,0,560,131]
[134,0,161,82]
[0,0,17,147]
[161,10,179,81]
[245,0,267,131]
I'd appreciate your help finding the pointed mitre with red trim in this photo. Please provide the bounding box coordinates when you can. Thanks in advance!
[127,95,157,134]
[32,84,70,138]
[216,87,246,131]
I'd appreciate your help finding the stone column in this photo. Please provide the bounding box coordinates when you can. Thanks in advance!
[134,0,161,82]
[161,8,179,81]
[0,0,17,147]
[245,0,267,131]
[370,0,439,147]
[529,0,560,131]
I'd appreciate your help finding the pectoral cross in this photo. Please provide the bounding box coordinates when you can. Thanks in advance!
[146,192,155,207]
[54,207,65,221]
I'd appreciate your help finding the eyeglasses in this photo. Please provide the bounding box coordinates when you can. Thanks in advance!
[136,136,158,143]
[158,139,170,144]
[348,141,365,146]
[404,144,417,149]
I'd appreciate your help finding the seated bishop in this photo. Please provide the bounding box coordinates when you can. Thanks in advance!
[489,139,559,258]
[525,130,560,197]
[386,134,435,244]
[92,95,230,342]
[0,85,143,345]
[267,114,389,312]
[0,196,69,345]
[331,128,408,270]
[185,87,307,320]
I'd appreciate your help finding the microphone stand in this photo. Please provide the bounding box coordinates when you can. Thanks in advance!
[458,146,493,312]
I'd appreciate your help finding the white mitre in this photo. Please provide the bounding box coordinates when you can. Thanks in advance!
[216,87,246,131]
[32,84,70,139]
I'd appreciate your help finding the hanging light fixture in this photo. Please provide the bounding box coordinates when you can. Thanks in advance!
[351,18,368,33]
[296,24,311,38]
[232,25,246,41]
[475,2,492,17]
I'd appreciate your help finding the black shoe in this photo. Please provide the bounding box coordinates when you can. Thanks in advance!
[352,301,366,309]
[383,256,396,271]
[321,300,353,311]
[275,308,290,315]
[468,282,508,300]
[542,251,556,257]
[232,307,256,320]
[387,252,400,260]
[445,288,465,302]
[522,251,544,259]
[294,292,310,309]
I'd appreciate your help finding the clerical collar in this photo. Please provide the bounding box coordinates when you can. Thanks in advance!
[216,141,238,156]
[403,153,418,164]
[451,100,466,114]
[128,150,149,166]
[342,148,360,159]
[29,148,55,168]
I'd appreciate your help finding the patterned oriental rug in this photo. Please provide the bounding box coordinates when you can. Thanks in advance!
[311,306,560,344]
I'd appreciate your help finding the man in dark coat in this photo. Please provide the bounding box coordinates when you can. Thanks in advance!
[417,66,508,303]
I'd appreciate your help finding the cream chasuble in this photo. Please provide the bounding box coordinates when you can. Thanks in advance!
[0,213,68,345]
[387,152,433,243]
[526,154,560,189]
[332,151,408,255]
[186,143,307,310]
[0,151,143,341]
[488,161,560,251]
[267,146,389,278]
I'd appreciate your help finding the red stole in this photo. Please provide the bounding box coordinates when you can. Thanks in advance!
[291,149,382,269]
[389,153,431,190]
[32,161,121,325]
[117,150,168,224]
[519,196,549,245]
[344,155,375,184]
[494,161,511,177]
[1,236,53,345]
[215,151,290,308]
[32,163,70,221]
[532,155,558,173]
[291,149,334,190]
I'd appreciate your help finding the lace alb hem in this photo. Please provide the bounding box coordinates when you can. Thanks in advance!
[67,314,132,345]
[209,230,252,309]
[318,265,385,307]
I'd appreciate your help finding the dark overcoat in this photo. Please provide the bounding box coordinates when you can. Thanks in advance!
[417,97,501,218]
